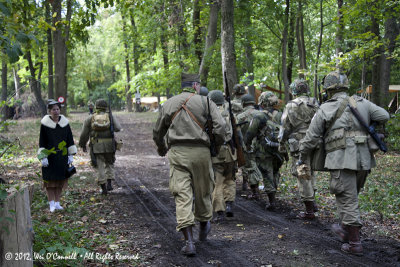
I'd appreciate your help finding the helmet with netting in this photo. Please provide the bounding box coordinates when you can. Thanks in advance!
[95,99,108,110]
[323,71,349,90]
[291,79,310,96]
[209,90,225,105]
[233,84,246,95]
[241,94,256,106]
[258,91,279,108]
[199,86,209,96]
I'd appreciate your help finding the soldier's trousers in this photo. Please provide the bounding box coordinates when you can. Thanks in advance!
[244,152,262,186]
[212,161,236,212]
[291,153,316,202]
[168,145,214,231]
[256,157,280,194]
[330,169,368,226]
[95,153,115,185]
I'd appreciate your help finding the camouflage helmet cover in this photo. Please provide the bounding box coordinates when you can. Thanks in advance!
[233,84,246,95]
[323,71,349,90]
[258,91,279,108]
[209,90,225,105]
[199,86,209,96]
[291,79,310,95]
[95,99,108,110]
[241,94,256,105]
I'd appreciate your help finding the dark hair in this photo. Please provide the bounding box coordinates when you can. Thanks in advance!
[48,103,61,110]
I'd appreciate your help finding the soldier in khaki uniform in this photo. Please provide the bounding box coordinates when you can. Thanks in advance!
[299,71,389,255]
[236,94,263,199]
[208,90,237,222]
[245,92,284,211]
[278,79,319,219]
[79,99,122,195]
[153,74,226,256]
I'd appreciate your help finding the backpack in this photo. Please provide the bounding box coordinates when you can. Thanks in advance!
[91,113,110,131]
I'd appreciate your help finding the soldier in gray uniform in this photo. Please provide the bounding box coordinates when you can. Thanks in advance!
[236,94,263,199]
[278,79,319,219]
[299,71,389,255]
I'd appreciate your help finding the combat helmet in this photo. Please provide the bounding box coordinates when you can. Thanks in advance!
[199,86,209,96]
[95,99,108,110]
[233,84,246,95]
[241,94,256,106]
[209,90,225,105]
[291,79,310,96]
[258,91,279,108]
[323,71,349,90]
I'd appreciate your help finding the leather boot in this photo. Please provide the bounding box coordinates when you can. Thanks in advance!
[298,201,316,220]
[225,201,234,217]
[100,184,108,195]
[212,211,224,223]
[341,226,363,256]
[265,193,276,211]
[313,201,319,212]
[180,226,196,256]
[247,185,259,200]
[242,177,249,191]
[107,179,114,191]
[199,221,211,241]
[331,223,349,242]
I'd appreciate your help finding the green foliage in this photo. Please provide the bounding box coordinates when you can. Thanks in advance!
[386,114,400,151]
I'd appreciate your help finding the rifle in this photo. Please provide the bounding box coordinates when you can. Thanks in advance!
[205,96,218,157]
[107,92,116,152]
[348,101,387,153]
[224,72,246,167]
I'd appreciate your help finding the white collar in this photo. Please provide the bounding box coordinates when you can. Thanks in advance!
[41,115,69,129]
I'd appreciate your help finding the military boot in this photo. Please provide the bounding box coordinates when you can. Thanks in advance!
[100,184,107,195]
[107,179,114,191]
[331,223,349,243]
[212,211,224,223]
[298,201,316,220]
[180,226,196,256]
[242,177,249,192]
[199,221,211,241]
[313,201,319,212]
[225,201,234,217]
[247,185,260,200]
[341,226,363,256]
[265,193,276,211]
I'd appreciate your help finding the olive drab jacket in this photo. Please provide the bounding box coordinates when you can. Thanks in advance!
[79,111,122,154]
[231,97,244,117]
[237,105,260,138]
[279,96,319,154]
[299,92,390,170]
[153,90,226,150]
[212,104,237,164]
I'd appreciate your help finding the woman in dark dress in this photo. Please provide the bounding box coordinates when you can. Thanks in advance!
[38,100,77,212]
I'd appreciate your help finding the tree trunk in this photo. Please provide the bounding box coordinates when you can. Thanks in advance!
[52,0,71,114]
[221,0,237,95]
[335,0,344,69]
[313,0,324,99]
[160,3,171,98]
[130,12,141,112]
[13,67,20,99]
[240,0,255,96]
[281,0,290,103]
[45,1,54,99]
[379,13,399,106]
[199,0,219,85]
[370,11,381,106]
[193,0,202,64]
[122,16,133,112]
[296,0,307,78]
[2,58,7,121]
[26,51,47,116]
[287,3,296,84]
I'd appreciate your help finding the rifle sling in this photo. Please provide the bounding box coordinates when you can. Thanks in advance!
[324,96,349,138]
[172,93,205,131]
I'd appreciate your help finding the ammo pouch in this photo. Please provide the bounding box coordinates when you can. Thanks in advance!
[325,128,346,153]
[288,138,300,154]
[367,135,379,154]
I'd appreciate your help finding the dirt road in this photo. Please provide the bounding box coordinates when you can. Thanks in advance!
[106,112,399,267]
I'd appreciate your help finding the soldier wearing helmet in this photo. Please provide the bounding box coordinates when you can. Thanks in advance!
[299,71,389,255]
[153,73,226,256]
[79,98,122,195]
[278,79,319,220]
[208,90,237,223]
[236,94,263,198]
[244,91,284,211]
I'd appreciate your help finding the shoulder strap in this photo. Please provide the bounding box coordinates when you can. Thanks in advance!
[171,93,205,130]
[325,96,349,137]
